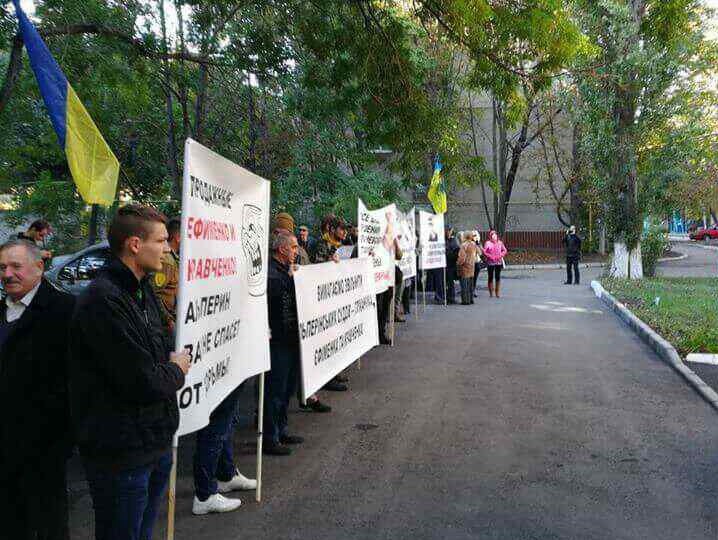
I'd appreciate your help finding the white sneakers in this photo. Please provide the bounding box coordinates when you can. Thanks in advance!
[192,493,242,515]
[217,470,257,493]
[192,470,257,516]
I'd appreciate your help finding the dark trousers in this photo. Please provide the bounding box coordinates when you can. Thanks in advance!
[473,263,481,292]
[487,264,502,283]
[85,452,172,540]
[264,341,300,444]
[430,268,443,300]
[566,257,580,284]
[445,267,456,303]
[376,288,393,340]
[1,457,68,540]
[460,277,474,304]
[193,386,242,500]
[402,278,412,314]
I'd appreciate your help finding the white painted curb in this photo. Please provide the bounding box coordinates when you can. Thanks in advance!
[591,280,718,410]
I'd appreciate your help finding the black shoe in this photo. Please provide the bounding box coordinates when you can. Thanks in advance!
[280,434,304,445]
[574,282,580,285]
[564,281,572,285]
[461,301,470,305]
[334,374,349,383]
[379,336,391,345]
[324,380,348,392]
[299,398,332,413]
[263,442,292,456]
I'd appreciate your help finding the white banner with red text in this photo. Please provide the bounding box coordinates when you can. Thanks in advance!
[175,138,271,436]
[357,199,396,294]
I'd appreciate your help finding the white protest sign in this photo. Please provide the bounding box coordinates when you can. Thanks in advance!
[358,199,396,293]
[419,210,446,270]
[294,258,378,399]
[175,138,271,436]
[396,207,416,279]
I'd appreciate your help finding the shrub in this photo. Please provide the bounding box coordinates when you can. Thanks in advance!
[641,224,669,277]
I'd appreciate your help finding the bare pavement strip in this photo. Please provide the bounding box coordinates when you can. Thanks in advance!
[69,266,718,540]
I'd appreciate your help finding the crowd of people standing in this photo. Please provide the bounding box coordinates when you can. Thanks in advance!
[0,206,582,540]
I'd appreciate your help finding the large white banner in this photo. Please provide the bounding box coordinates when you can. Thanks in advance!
[396,207,416,279]
[294,258,379,399]
[418,210,446,270]
[175,138,271,436]
[358,199,396,294]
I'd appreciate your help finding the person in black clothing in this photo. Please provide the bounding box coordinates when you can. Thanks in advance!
[17,218,53,264]
[69,204,190,540]
[444,225,460,304]
[264,231,305,456]
[564,225,582,285]
[0,239,75,540]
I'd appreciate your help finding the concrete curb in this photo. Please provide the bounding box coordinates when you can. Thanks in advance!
[692,243,718,252]
[591,280,718,411]
[657,252,687,262]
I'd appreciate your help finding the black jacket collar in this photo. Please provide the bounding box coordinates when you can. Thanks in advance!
[104,257,147,296]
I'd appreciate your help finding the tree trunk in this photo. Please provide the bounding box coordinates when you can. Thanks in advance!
[158,0,181,199]
[0,34,23,116]
[470,102,493,229]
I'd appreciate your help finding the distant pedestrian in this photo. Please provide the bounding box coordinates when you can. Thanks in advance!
[457,231,478,305]
[483,230,507,298]
[69,204,191,540]
[564,225,582,285]
[297,224,316,260]
[472,231,483,297]
[0,239,75,540]
[444,225,459,304]
[17,218,53,263]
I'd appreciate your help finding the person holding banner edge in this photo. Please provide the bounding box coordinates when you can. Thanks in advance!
[69,205,191,540]
[151,216,257,515]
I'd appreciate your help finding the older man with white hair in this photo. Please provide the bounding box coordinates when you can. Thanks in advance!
[0,238,75,540]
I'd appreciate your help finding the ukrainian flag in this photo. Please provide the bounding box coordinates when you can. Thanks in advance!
[13,0,119,206]
[427,156,447,214]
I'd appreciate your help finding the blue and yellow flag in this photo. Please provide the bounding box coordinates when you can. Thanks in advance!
[13,0,119,206]
[427,156,447,214]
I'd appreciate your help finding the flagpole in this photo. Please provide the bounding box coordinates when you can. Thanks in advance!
[167,435,179,540]
[256,372,265,503]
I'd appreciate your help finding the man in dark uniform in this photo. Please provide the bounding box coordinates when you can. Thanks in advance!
[0,238,75,540]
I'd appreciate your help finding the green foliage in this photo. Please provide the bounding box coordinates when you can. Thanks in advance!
[640,222,669,277]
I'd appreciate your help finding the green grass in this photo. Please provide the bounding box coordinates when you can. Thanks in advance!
[602,277,718,357]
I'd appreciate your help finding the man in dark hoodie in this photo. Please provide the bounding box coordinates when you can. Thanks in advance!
[564,225,582,285]
[70,204,190,540]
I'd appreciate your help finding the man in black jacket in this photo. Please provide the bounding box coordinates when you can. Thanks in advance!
[564,225,582,285]
[0,238,75,540]
[264,231,304,456]
[444,225,460,304]
[69,204,190,540]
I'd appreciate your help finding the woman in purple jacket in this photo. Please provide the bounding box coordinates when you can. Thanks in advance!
[483,230,507,298]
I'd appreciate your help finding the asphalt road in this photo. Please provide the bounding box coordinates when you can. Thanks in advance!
[68,266,718,540]
[658,242,717,278]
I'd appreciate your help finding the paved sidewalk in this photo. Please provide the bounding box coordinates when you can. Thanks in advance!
[69,268,718,540]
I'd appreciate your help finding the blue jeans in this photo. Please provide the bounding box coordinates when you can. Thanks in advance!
[85,453,172,540]
[264,341,299,444]
[193,386,242,501]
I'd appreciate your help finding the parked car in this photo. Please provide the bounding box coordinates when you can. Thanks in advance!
[689,225,718,241]
[45,242,112,295]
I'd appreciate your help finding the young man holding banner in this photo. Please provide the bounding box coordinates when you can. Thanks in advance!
[69,205,191,540]
[152,218,256,515]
